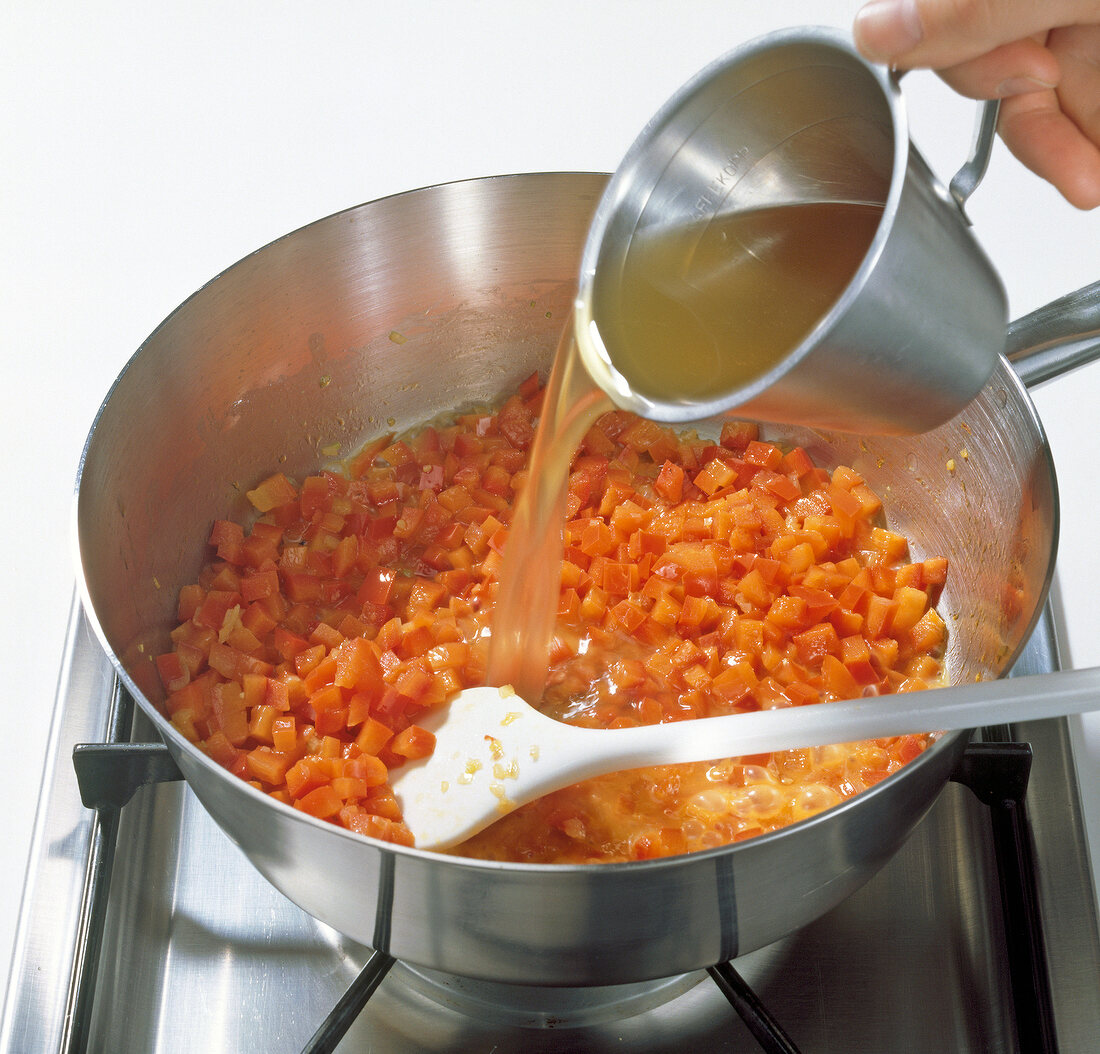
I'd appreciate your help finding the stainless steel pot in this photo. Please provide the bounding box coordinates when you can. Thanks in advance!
[576,28,1007,435]
[75,172,1097,985]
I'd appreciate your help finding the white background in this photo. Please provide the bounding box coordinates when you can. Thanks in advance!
[2,0,1098,1003]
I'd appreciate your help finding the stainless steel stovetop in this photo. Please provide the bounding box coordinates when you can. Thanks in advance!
[3,599,1099,1053]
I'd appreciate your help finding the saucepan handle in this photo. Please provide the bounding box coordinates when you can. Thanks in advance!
[948,99,1001,217]
[890,72,999,222]
[1005,280,1100,389]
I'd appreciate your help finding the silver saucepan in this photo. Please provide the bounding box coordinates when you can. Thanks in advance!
[76,172,1098,985]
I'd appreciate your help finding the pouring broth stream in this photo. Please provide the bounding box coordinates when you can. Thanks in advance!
[490,199,885,700]
[485,331,610,701]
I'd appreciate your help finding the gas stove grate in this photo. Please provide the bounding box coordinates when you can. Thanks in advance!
[70,699,1058,1054]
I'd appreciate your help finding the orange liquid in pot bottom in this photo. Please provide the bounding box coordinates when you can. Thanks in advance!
[155,315,946,864]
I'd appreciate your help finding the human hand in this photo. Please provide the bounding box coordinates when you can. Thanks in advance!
[853,0,1100,209]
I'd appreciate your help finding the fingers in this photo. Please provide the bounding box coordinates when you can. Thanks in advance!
[1055,24,1100,149]
[853,0,1100,67]
[934,38,1060,99]
[852,3,1100,208]
[998,90,1100,209]
[1005,24,1100,209]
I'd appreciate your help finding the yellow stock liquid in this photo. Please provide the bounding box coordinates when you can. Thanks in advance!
[486,330,611,702]
[588,200,884,402]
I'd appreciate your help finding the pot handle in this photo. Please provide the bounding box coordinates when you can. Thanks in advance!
[891,76,999,223]
[1005,280,1100,389]
[948,99,1000,220]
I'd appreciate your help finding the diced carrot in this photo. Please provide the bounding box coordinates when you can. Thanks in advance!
[246,472,298,513]
[295,784,344,819]
[246,746,293,786]
[390,725,436,760]
[162,370,947,866]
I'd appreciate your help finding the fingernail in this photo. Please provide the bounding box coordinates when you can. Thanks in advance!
[854,0,924,62]
[995,75,1057,96]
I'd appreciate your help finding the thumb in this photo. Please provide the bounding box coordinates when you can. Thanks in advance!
[854,0,1100,67]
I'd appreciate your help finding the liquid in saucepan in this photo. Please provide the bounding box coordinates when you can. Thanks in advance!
[586,200,884,404]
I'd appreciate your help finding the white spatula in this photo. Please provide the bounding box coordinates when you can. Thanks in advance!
[388,666,1100,850]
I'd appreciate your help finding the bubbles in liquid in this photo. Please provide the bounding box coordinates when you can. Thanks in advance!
[773,748,816,781]
[729,783,786,820]
[705,759,737,783]
[789,783,843,821]
[811,744,852,770]
[843,745,890,792]
[689,788,733,816]
[726,763,776,787]
[681,818,706,841]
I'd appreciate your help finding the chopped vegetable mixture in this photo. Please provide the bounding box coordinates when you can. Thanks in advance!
[157,371,948,861]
